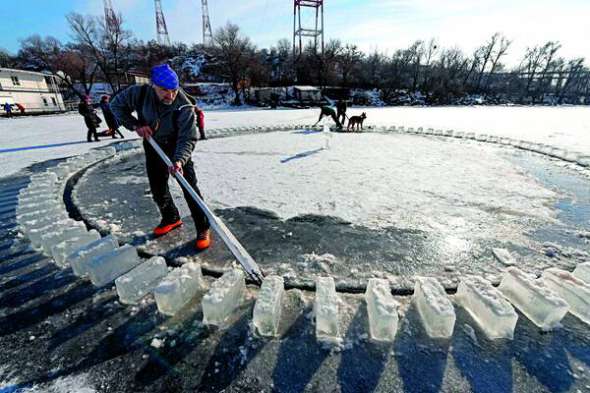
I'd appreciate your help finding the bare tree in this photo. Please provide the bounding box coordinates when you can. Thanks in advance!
[211,23,256,105]
[420,39,439,93]
[0,48,14,68]
[485,35,511,96]
[337,44,364,87]
[555,58,585,103]
[66,12,133,94]
[18,35,97,98]
[519,41,561,102]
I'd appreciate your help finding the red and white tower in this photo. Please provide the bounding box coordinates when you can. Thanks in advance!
[201,0,213,46]
[293,0,324,57]
[154,0,171,46]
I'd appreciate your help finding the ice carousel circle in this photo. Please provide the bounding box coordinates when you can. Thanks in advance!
[12,123,590,343]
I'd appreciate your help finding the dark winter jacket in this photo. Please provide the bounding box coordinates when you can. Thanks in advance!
[100,101,119,130]
[321,106,336,117]
[110,85,198,166]
[78,102,101,129]
[3,103,12,113]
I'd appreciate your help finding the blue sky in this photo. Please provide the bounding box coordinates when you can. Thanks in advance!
[1,0,589,66]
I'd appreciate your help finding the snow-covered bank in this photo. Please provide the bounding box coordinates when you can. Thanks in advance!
[1,106,589,178]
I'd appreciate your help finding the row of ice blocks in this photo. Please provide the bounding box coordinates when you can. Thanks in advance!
[498,267,569,330]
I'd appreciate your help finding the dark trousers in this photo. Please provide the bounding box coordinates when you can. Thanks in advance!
[337,111,346,125]
[198,126,206,140]
[87,126,99,142]
[143,140,209,232]
[317,112,342,128]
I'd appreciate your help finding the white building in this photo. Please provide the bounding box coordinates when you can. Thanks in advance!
[0,68,65,114]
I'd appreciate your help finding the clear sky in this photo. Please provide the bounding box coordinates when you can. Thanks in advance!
[1,0,589,67]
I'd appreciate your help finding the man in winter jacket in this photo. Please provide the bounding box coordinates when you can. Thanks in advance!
[78,96,100,142]
[110,64,211,250]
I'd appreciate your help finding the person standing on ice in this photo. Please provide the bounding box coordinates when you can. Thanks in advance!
[314,105,342,129]
[110,64,211,250]
[3,102,13,118]
[195,105,206,140]
[336,99,347,125]
[78,96,101,142]
[99,95,125,139]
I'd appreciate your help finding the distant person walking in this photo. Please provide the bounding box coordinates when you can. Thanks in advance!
[336,99,347,125]
[314,105,342,129]
[78,96,101,142]
[100,95,124,139]
[15,103,25,115]
[195,106,206,140]
[3,102,13,118]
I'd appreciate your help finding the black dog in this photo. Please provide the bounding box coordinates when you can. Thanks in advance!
[347,112,367,131]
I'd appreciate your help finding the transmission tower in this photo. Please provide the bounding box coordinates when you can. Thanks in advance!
[103,0,119,33]
[293,0,324,58]
[154,0,171,46]
[201,0,213,46]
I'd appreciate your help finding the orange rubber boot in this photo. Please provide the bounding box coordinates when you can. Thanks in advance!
[195,229,211,250]
[153,219,183,237]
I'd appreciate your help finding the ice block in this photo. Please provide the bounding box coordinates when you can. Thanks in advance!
[68,235,119,277]
[253,275,284,337]
[26,218,74,248]
[17,200,60,216]
[40,223,88,255]
[542,268,590,325]
[314,276,340,341]
[365,278,399,342]
[492,248,517,266]
[115,256,168,304]
[154,263,204,316]
[86,244,142,287]
[455,275,518,339]
[498,267,568,329]
[20,210,68,233]
[573,263,590,284]
[202,269,245,326]
[51,230,101,268]
[414,277,455,338]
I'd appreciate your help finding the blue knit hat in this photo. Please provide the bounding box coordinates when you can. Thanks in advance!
[151,64,179,89]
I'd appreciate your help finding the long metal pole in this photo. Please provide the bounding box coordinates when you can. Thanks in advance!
[146,136,265,284]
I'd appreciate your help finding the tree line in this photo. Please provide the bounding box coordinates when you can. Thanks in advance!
[0,12,588,106]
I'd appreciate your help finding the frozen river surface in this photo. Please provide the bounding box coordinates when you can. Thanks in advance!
[76,129,590,288]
